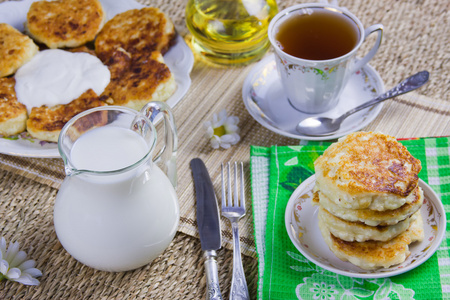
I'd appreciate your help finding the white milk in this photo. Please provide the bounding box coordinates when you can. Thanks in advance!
[54,127,180,272]
[70,126,149,171]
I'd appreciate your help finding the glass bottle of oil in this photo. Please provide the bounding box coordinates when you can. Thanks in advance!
[185,0,278,66]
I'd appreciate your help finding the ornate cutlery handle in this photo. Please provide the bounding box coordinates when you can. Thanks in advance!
[204,250,223,300]
[230,222,249,300]
[341,71,429,120]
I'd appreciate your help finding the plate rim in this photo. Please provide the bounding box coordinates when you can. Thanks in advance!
[284,174,447,278]
[242,53,385,141]
[0,0,193,158]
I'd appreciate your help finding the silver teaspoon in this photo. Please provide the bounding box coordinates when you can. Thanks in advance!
[296,71,429,136]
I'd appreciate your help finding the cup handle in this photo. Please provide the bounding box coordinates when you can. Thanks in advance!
[351,24,383,73]
[141,101,178,188]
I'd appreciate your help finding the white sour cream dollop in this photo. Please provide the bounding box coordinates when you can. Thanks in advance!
[15,49,110,113]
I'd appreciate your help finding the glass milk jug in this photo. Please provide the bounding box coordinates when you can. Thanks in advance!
[54,102,179,272]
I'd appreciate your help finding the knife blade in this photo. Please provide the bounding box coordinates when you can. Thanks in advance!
[190,158,223,300]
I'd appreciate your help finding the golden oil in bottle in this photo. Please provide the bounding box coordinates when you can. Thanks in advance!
[185,0,278,66]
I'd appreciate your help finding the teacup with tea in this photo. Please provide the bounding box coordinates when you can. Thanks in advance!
[268,3,383,114]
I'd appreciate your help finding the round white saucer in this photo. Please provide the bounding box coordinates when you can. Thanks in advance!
[242,54,385,140]
[285,175,446,278]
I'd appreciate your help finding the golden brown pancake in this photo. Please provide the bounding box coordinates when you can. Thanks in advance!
[95,7,175,61]
[0,77,27,136]
[66,45,97,56]
[313,187,424,226]
[0,23,39,77]
[318,206,419,242]
[25,0,105,49]
[100,47,131,78]
[314,132,422,211]
[100,50,176,111]
[319,212,424,270]
[27,89,106,142]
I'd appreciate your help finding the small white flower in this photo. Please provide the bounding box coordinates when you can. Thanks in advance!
[204,109,240,149]
[0,236,42,285]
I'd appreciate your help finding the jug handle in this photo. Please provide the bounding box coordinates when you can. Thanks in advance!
[141,101,178,188]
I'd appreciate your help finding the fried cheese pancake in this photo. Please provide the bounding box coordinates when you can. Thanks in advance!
[67,45,97,56]
[318,206,419,242]
[0,23,38,77]
[100,50,176,111]
[0,78,27,136]
[319,212,424,270]
[314,132,422,211]
[27,89,106,142]
[313,187,423,226]
[25,0,105,49]
[95,7,175,61]
[100,47,131,78]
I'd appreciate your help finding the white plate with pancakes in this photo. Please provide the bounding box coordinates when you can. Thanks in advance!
[285,175,446,278]
[0,0,194,158]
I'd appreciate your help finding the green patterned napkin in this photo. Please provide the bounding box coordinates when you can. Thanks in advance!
[250,137,450,300]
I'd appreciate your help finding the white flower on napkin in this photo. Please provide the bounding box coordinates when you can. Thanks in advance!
[204,109,240,149]
[0,236,42,285]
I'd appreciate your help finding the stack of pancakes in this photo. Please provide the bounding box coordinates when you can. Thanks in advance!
[0,0,176,142]
[313,132,424,270]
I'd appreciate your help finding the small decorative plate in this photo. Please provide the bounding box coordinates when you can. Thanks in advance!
[285,175,446,278]
[0,0,194,158]
[242,54,385,141]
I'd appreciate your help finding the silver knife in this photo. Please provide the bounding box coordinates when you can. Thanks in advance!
[190,158,223,300]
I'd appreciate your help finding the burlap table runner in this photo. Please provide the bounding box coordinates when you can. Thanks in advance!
[0,0,449,299]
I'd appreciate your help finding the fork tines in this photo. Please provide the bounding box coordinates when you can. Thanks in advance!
[221,162,245,209]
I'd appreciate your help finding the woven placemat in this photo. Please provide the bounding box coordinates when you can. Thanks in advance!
[0,0,449,258]
[0,0,449,299]
[0,168,258,299]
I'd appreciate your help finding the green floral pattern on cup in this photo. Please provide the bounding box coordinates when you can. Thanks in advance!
[278,56,341,81]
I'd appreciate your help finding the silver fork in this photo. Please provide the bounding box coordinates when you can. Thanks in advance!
[221,162,250,300]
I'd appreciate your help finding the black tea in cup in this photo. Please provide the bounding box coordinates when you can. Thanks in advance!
[275,8,360,60]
